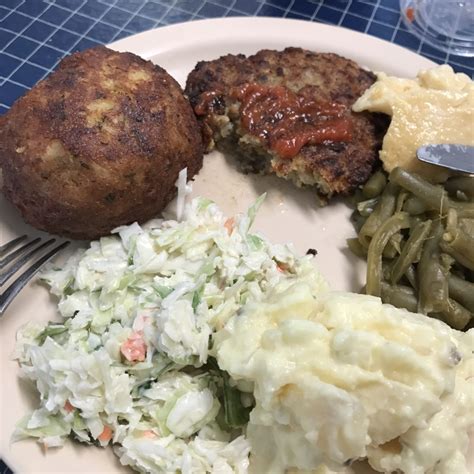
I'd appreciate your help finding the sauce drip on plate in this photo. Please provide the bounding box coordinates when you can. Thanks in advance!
[230,83,353,159]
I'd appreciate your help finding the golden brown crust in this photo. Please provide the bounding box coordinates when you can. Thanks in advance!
[185,47,388,197]
[0,46,203,239]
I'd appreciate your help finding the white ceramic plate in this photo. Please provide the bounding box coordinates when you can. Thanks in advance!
[0,17,442,474]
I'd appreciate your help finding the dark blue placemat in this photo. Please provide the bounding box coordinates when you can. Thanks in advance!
[0,1,472,473]
[0,459,10,474]
[0,0,472,116]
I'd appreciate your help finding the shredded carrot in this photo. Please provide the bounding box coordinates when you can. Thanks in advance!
[276,262,288,272]
[98,425,113,442]
[120,331,147,362]
[143,430,157,439]
[224,217,235,235]
[64,400,74,413]
[406,7,415,22]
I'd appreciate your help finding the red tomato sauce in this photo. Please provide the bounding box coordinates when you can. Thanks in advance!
[229,83,353,159]
[194,91,221,115]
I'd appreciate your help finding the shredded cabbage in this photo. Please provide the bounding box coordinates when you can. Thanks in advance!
[14,172,327,473]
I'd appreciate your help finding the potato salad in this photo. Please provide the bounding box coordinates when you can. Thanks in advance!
[216,284,474,474]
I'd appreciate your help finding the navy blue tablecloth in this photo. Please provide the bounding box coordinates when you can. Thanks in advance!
[1,0,472,116]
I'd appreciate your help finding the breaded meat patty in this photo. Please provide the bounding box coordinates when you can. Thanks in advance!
[185,47,388,199]
[0,46,203,239]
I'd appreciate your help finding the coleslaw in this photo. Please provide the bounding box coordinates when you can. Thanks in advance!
[13,170,327,473]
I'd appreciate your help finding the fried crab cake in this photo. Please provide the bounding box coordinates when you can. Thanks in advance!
[0,46,203,239]
[185,47,388,199]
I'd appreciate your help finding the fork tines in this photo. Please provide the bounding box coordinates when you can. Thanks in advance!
[0,236,70,315]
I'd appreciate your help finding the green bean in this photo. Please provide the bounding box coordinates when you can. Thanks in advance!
[381,282,418,313]
[445,176,474,201]
[455,191,470,202]
[352,189,365,204]
[446,208,458,234]
[418,222,449,314]
[403,196,428,215]
[448,274,474,313]
[441,227,474,271]
[383,241,399,259]
[359,182,398,248]
[366,212,411,297]
[350,167,474,330]
[357,197,380,217]
[404,265,417,290]
[465,319,474,331]
[395,190,409,213]
[346,238,367,259]
[382,260,394,282]
[433,299,472,331]
[390,167,474,218]
[382,232,404,259]
[390,232,404,253]
[363,170,387,198]
[390,220,432,284]
[467,269,474,282]
[390,167,446,210]
[408,215,425,228]
[440,253,455,274]
[460,218,474,235]
[348,189,366,209]
[351,210,366,233]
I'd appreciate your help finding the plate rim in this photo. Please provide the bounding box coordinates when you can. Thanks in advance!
[109,16,436,72]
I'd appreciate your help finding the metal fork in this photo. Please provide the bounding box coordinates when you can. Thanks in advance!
[0,235,70,315]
